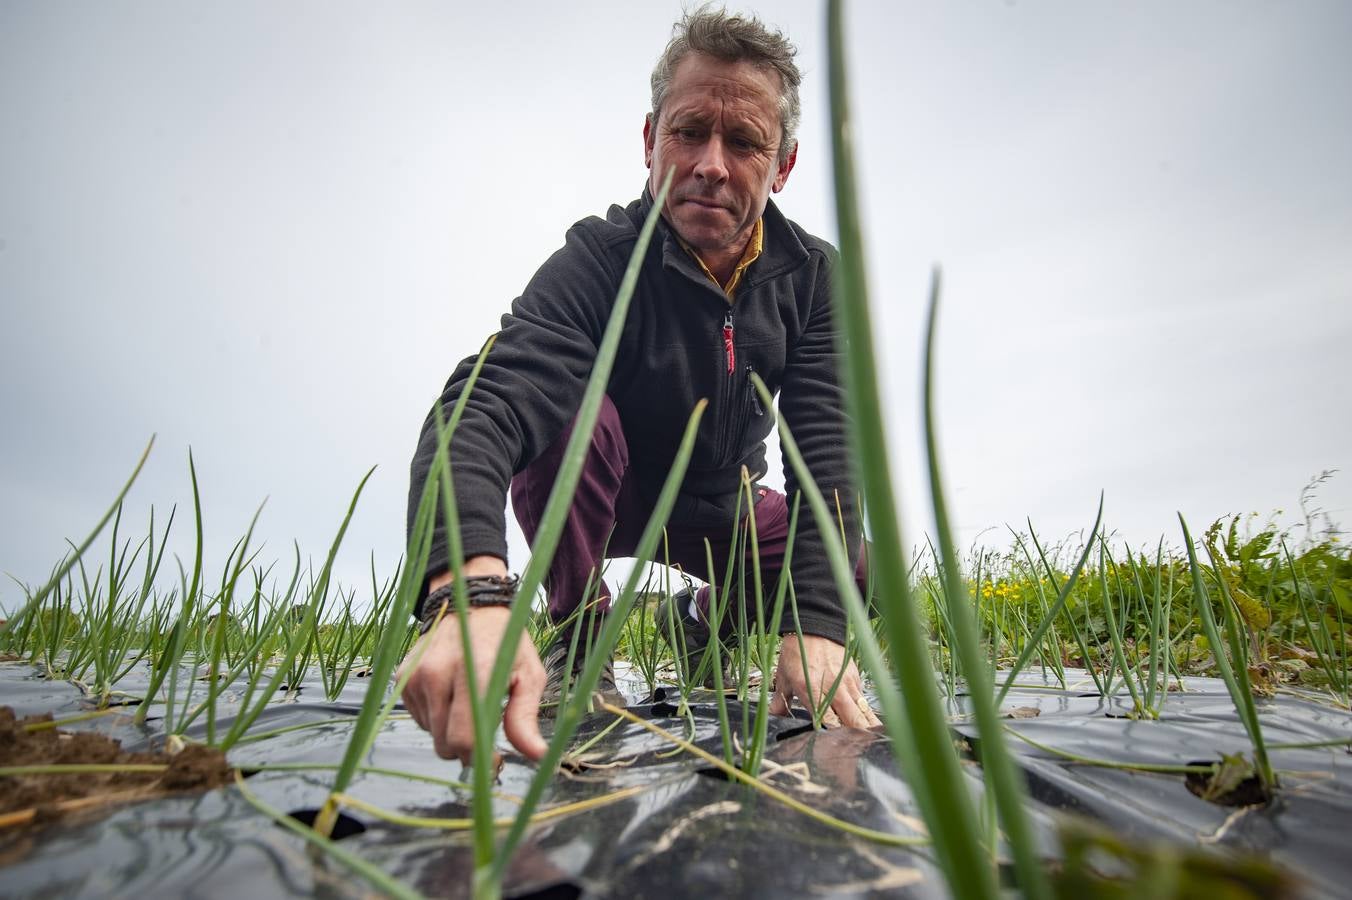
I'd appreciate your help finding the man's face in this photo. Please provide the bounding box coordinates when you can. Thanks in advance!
[644,53,797,255]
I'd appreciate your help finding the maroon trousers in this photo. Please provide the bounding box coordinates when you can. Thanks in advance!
[510,396,868,633]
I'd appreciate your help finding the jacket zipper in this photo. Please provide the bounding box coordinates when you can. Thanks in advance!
[716,310,736,463]
[722,311,736,375]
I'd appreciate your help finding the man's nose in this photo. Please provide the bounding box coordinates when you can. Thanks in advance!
[693,136,729,184]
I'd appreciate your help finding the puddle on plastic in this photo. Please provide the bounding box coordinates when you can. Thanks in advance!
[1,661,1349,898]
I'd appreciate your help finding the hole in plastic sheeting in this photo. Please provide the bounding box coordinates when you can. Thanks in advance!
[695,766,735,783]
[285,808,366,840]
[507,881,583,900]
[1183,759,1272,808]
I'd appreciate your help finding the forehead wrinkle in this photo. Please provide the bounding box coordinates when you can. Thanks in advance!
[676,71,774,106]
[662,90,775,140]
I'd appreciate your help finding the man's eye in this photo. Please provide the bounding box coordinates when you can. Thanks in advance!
[676,127,703,141]
[730,137,757,152]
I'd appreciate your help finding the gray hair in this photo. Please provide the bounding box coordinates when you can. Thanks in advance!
[650,7,802,164]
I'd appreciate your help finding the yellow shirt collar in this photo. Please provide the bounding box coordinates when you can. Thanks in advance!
[679,218,763,300]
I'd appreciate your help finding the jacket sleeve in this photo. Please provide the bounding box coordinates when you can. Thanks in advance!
[777,247,861,646]
[406,223,624,597]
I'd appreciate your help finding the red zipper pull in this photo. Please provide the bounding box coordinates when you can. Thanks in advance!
[722,311,735,375]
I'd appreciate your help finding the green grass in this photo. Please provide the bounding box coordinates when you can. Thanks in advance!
[2,436,1344,899]
[6,505,1343,716]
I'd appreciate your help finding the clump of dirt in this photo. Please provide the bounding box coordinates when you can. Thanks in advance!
[0,706,233,829]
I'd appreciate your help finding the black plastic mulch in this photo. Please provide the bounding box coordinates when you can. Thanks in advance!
[1,663,1349,899]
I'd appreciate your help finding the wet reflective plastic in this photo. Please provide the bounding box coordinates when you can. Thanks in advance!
[2,663,1350,898]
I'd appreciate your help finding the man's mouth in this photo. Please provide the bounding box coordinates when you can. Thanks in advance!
[680,196,727,211]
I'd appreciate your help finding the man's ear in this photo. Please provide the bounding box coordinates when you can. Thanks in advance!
[643,114,654,168]
[772,140,798,193]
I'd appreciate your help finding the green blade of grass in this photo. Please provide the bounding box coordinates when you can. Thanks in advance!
[824,2,1003,895]
[477,166,675,718]
[313,336,498,838]
[1140,539,1167,713]
[1205,541,1274,786]
[753,375,975,887]
[703,539,736,764]
[1284,540,1348,702]
[1179,515,1274,789]
[746,493,801,777]
[218,467,374,753]
[152,449,206,731]
[232,771,423,900]
[995,501,1102,706]
[1096,539,1146,717]
[1026,525,1107,696]
[427,397,499,867]
[3,437,155,640]
[919,283,1051,899]
[486,397,707,887]
[205,502,265,743]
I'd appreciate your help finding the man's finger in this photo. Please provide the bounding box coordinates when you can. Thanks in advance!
[427,678,454,759]
[860,696,882,728]
[832,690,876,729]
[443,670,477,765]
[502,668,547,761]
[399,656,430,730]
[768,688,790,717]
[404,685,426,731]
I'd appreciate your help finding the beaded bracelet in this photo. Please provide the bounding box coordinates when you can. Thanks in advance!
[416,574,519,636]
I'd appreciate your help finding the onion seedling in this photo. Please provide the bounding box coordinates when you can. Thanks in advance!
[1180,515,1275,792]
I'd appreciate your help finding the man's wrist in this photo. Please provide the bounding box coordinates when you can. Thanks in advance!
[417,573,520,634]
[428,555,508,591]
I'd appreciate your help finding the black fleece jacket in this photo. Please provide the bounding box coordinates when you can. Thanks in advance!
[408,187,860,644]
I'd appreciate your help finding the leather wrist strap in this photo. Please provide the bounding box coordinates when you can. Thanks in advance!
[417,574,519,635]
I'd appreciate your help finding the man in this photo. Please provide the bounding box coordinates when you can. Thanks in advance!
[399,9,879,765]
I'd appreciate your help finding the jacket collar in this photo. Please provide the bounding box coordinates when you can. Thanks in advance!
[637,183,811,299]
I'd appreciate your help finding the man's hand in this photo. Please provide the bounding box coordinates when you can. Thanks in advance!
[397,603,548,764]
[769,633,881,729]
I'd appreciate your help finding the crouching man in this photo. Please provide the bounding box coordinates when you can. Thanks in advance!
[399,8,879,764]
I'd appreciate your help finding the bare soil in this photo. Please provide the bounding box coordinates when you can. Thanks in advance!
[0,706,233,831]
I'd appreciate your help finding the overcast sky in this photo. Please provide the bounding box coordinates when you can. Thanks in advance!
[2,1,1348,610]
